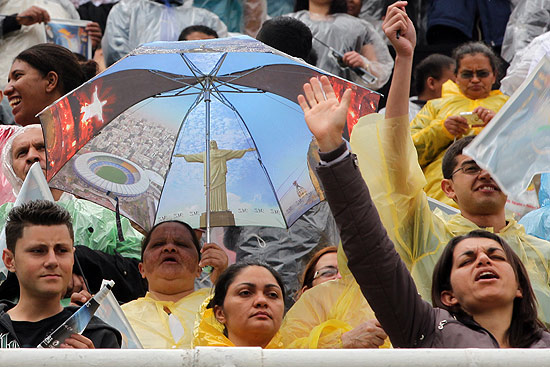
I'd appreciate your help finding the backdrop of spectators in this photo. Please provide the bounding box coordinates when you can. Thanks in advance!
[178,24,218,41]
[0,44,95,204]
[501,0,550,63]
[501,30,550,96]
[286,0,393,90]
[256,16,316,64]
[266,0,293,17]
[379,53,455,121]
[102,0,228,66]
[410,42,508,206]
[426,0,512,54]
[194,0,267,36]
[76,0,119,33]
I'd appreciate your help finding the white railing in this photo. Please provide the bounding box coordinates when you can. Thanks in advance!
[2,347,550,367]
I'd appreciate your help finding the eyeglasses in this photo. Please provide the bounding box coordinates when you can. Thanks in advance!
[313,266,339,280]
[451,163,483,177]
[459,70,492,79]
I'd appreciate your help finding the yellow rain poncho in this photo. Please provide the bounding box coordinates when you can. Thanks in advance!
[410,80,509,206]
[193,298,283,348]
[350,112,550,325]
[122,289,210,348]
[280,249,391,349]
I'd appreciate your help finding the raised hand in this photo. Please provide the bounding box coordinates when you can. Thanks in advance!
[297,76,351,152]
[85,22,103,50]
[383,1,416,58]
[16,6,50,26]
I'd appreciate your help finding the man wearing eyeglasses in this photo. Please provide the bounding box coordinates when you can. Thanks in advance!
[351,113,550,325]
[410,42,509,207]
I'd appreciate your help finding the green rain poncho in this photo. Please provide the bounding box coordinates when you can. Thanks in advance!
[0,192,142,259]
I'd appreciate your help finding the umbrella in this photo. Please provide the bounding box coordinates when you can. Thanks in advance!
[39,36,379,240]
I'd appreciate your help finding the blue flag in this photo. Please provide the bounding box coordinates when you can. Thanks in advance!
[464,56,550,202]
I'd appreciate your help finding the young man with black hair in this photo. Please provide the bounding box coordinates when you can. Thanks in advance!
[0,200,121,348]
[256,16,317,65]
[379,53,455,121]
[178,25,218,41]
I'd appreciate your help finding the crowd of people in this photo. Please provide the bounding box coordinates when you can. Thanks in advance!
[1,0,550,352]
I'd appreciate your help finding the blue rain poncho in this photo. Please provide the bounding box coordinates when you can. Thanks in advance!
[285,10,393,90]
[193,0,266,35]
[102,0,228,66]
[520,173,550,241]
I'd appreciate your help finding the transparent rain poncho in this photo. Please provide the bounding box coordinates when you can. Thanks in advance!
[520,173,550,241]
[0,125,144,259]
[0,126,17,204]
[350,112,550,326]
[194,0,267,35]
[280,245,391,348]
[0,0,79,89]
[284,11,393,90]
[102,0,228,66]
[501,30,550,96]
[501,0,550,62]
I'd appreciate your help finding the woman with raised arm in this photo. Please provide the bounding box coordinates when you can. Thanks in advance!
[297,1,550,348]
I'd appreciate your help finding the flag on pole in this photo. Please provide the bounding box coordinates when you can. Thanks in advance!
[464,56,550,202]
[0,162,53,284]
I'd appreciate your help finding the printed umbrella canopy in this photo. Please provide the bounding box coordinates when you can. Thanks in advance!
[38,36,379,239]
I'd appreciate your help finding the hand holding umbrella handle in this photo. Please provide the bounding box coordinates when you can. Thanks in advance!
[297,76,352,152]
[199,242,229,284]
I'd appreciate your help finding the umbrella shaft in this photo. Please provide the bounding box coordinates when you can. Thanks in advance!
[204,84,211,244]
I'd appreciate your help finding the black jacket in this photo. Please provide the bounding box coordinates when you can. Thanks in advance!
[0,303,121,348]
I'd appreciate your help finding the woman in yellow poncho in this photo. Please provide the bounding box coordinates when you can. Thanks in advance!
[410,42,509,207]
[193,262,285,348]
